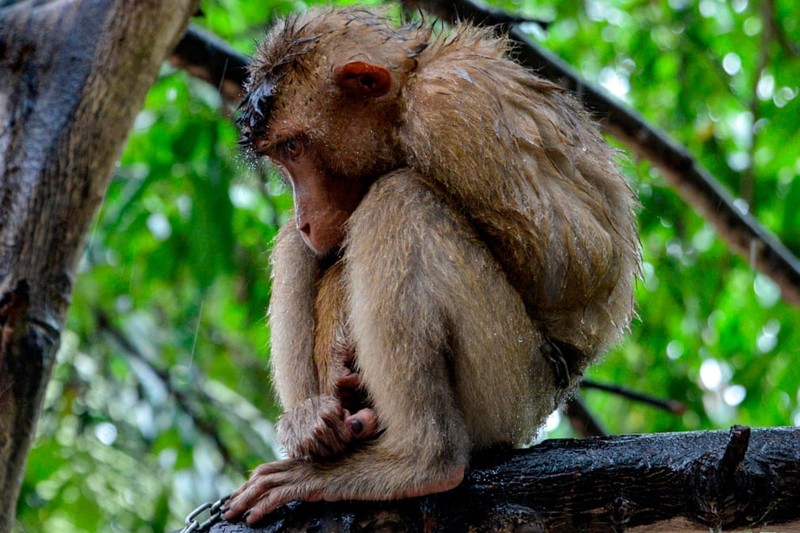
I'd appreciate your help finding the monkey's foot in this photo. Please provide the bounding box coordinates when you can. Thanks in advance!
[335,365,371,413]
[335,365,362,389]
[223,459,465,525]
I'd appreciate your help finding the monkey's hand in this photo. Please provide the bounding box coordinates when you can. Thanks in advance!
[277,395,377,460]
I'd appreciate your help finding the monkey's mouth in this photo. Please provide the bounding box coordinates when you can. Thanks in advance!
[316,246,345,267]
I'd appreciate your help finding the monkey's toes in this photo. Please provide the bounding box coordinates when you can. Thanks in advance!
[223,491,250,521]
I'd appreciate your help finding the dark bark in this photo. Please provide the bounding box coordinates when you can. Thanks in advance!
[0,0,199,530]
[202,426,799,532]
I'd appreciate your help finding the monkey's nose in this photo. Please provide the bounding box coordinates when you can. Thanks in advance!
[298,222,319,253]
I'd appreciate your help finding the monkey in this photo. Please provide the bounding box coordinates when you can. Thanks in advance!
[224,7,640,524]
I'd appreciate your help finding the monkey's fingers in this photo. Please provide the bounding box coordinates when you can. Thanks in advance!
[225,472,261,507]
[247,482,319,525]
[314,401,352,442]
[286,423,348,459]
[335,369,362,390]
[309,419,350,456]
[278,395,355,459]
[224,482,265,521]
[344,407,378,440]
[224,460,296,521]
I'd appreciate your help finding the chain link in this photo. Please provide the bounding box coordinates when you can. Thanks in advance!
[179,494,230,533]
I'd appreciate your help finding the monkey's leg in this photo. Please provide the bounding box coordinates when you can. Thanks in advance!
[348,171,560,451]
[313,261,375,437]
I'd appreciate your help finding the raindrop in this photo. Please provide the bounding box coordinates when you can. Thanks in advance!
[666,340,684,360]
[753,274,780,308]
[722,53,741,75]
[757,74,775,101]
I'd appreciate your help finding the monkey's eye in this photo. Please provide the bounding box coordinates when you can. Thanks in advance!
[276,137,303,160]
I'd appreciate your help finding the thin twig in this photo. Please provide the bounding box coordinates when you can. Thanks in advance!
[400,0,549,29]
[765,0,799,58]
[582,379,686,414]
[564,395,607,437]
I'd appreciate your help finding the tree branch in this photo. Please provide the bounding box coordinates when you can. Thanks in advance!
[206,426,800,532]
[169,6,800,307]
[400,0,549,29]
[564,395,607,437]
[582,379,687,414]
[168,24,249,102]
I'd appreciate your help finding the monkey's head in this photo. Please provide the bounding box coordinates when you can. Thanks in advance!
[238,9,429,255]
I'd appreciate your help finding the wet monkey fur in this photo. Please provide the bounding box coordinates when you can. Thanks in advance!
[225,7,640,524]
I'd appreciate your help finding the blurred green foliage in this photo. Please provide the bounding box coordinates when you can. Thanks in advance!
[16,0,800,531]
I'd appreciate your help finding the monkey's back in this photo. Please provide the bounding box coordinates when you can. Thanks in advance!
[400,25,640,373]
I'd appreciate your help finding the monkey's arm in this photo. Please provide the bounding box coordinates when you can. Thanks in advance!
[268,222,321,407]
[269,224,344,456]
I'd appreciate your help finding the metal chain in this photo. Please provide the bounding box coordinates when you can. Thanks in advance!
[179,494,230,533]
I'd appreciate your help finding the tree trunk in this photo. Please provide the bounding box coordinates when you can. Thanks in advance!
[0,0,199,530]
[201,426,800,532]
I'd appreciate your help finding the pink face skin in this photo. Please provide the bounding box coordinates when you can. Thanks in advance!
[259,135,370,256]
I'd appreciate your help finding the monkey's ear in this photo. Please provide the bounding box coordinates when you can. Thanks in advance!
[333,61,392,98]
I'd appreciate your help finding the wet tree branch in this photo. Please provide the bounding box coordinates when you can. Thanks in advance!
[208,426,800,532]
[169,24,248,102]
[0,0,201,528]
